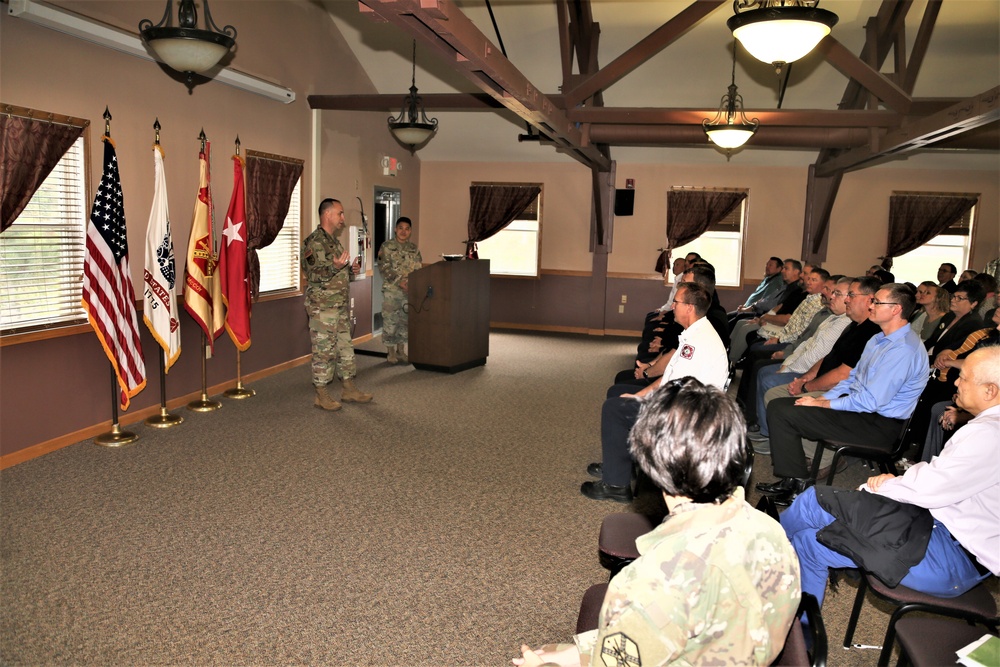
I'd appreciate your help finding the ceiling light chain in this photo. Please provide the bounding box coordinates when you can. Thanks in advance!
[703,41,759,159]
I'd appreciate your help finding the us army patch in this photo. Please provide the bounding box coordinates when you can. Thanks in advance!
[600,632,641,667]
[680,343,695,359]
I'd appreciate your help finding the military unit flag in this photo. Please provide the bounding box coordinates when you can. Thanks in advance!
[183,145,225,349]
[142,144,181,371]
[218,154,251,350]
[81,136,147,410]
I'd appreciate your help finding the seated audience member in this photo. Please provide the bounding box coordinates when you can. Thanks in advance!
[583,282,728,502]
[974,272,997,320]
[909,281,950,341]
[865,264,882,277]
[925,279,986,356]
[622,265,727,387]
[735,272,837,426]
[754,278,882,449]
[729,260,805,361]
[745,267,831,358]
[921,307,999,461]
[873,268,895,285]
[780,346,1000,608]
[659,257,687,312]
[730,256,784,317]
[905,281,991,451]
[959,268,977,283]
[758,283,927,505]
[630,255,705,367]
[729,259,803,329]
[746,276,852,434]
[937,262,958,293]
[516,378,801,667]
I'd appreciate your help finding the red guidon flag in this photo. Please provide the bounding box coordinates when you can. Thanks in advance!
[183,144,225,349]
[218,154,250,350]
[142,143,181,371]
[81,136,147,410]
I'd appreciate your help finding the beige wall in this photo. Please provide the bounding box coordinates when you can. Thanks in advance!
[423,160,998,283]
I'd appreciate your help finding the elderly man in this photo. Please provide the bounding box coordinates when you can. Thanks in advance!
[582,282,728,502]
[518,379,801,667]
[780,346,999,607]
[758,283,928,504]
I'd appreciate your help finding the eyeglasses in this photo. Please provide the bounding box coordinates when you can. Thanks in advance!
[847,292,871,299]
[951,295,970,302]
[870,299,900,307]
[831,290,847,298]
[672,299,691,306]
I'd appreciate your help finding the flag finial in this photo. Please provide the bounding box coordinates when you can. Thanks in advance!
[153,118,161,145]
[103,107,112,136]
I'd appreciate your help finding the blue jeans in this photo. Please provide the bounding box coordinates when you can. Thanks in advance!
[781,487,987,606]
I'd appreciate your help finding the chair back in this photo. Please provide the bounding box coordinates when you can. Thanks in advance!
[772,593,827,667]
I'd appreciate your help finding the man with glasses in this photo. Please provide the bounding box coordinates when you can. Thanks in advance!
[581,282,728,502]
[758,283,928,505]
[938,263,958,293]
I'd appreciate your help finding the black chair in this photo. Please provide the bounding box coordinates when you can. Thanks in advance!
[773,593,827,667]
[841,571,997,666]
[809,415,913,486]
[894,611,999,667]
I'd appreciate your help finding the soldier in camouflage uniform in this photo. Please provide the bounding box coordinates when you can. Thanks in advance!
[301,198,373,410]
[377,216,422,364]
[515,378,801,667]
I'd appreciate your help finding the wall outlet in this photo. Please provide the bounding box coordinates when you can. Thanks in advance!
[350,297,355,308]
[621,294,628,304]
[618,305,625,314]
[427,286,434,297]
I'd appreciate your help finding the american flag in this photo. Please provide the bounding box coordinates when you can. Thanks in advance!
[81,136,146,410]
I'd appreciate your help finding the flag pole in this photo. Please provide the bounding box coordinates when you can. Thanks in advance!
[90,108,139,448]
[223,136,254,399]
[188,332,222,411]
[95,364,139,446]
[144,118,184,429]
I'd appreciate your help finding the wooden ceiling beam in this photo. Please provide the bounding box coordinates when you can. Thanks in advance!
[816,36,913,113]
[357,0,611,170]
[563,1,724,108]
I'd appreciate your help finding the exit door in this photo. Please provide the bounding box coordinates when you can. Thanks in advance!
[372,187,400,336]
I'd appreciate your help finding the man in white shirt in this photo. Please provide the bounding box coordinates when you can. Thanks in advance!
[780,345,999,606]
[582,282,728,502]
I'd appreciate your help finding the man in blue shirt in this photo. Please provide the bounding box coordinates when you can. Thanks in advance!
[758,283,928,505]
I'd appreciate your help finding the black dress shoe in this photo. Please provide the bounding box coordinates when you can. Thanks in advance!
[772,478,813,507]
[586,462,602,478]
[756,477,798,495]
[580,480,633,503]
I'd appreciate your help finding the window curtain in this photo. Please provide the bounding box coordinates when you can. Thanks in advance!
[244,151,303,299]
[882,194,977,269]
[1,112,86,232]
[665,189,747,261]
[465,184,541,259]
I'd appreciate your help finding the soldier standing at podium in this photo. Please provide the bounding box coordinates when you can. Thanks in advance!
[378,216,422,364]
[301,198,373,411]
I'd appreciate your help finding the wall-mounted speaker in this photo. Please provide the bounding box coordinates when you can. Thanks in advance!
[614,189,635,216]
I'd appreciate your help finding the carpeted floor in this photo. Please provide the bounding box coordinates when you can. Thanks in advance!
[1,330,995,665]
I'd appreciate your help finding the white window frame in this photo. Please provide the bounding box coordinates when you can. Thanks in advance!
[1,134,89,335]
[889,197,978,286]
[474,185,542,278]
[256,177,302,295]
[666,188,748,287]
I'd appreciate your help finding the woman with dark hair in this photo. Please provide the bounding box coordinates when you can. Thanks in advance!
[514,378,801,667]
[909,281,950,341]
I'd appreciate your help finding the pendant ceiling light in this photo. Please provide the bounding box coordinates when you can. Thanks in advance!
[140,0,236,86]
[703,42,759,159]
[388,41,438,153]
[727,0,838,74]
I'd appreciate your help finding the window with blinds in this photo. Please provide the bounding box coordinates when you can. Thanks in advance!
[667,187,748,287]
[257,178,301,294]
[890,194,978,285]
[1,136,88,334]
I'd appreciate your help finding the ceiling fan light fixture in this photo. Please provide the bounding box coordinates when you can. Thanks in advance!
[728,1,838,72]
[703,43,760,158]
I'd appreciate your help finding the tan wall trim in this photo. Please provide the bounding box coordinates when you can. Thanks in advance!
[608,272,665,281]
[490,322,642,338]
[0,355,312,470]
[540,269,592,278]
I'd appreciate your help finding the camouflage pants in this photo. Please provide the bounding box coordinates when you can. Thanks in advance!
[381,287,408,346]
[307,304,356,385]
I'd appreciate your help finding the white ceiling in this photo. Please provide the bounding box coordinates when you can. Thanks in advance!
[323,0,1000,168]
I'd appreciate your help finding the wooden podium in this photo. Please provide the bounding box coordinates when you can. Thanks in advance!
[407,259,490,373]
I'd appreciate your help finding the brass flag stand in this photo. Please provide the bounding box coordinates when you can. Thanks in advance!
[95,364,139,447]
[224,351,255,399]
[188,332,222,412]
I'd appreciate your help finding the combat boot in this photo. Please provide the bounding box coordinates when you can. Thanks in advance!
[386,345,398,364]
[396,343,408,363]
[341,378,373,403]
[314,385,342,411]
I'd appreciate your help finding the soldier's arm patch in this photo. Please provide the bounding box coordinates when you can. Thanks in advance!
[600,632,641,667]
